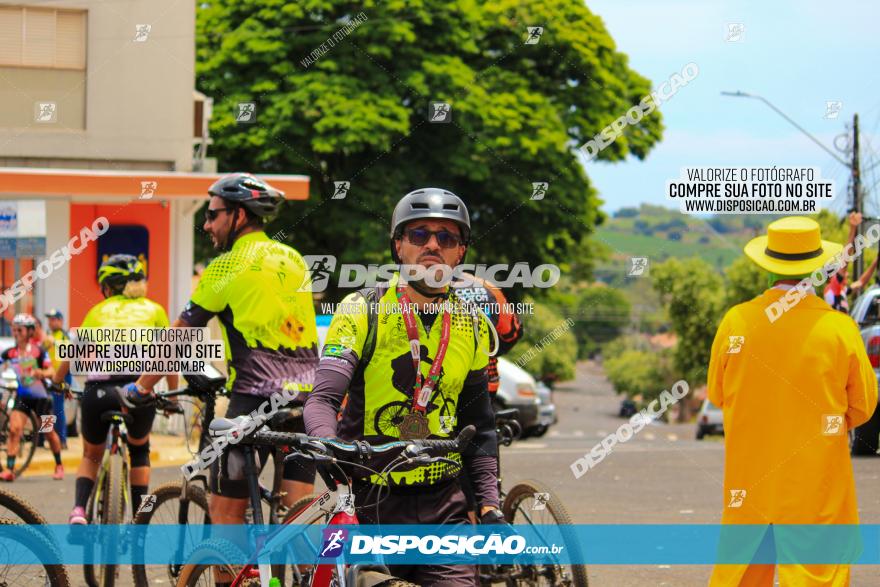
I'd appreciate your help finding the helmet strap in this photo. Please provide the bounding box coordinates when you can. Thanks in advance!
[220,206,243,252]
[404,276,450,302]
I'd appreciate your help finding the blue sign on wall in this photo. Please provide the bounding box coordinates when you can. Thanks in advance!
[0,237,47,258]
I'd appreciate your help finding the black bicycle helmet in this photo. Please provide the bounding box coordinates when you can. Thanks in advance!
[98,254,146,291]
[208,173,284,220]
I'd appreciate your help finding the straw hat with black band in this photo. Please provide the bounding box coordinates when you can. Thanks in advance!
[744,216,843,277]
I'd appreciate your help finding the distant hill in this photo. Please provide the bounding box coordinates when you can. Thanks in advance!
[593,204,781,272]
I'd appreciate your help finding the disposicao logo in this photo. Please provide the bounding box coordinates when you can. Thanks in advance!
[320,528,348,558]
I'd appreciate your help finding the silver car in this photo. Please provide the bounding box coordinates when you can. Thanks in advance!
[696,398,723,439]
[495,357,543,437]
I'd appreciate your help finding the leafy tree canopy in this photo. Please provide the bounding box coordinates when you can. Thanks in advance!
[195,0,663,297]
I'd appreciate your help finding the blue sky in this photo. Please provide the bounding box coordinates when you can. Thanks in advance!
[585,0,880,216]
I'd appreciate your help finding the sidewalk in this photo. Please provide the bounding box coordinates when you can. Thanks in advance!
[24,433,196,477]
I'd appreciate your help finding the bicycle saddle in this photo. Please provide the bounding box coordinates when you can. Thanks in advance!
[208,415,250,437]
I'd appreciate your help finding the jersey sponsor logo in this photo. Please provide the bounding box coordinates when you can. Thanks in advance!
[324,344,346,357]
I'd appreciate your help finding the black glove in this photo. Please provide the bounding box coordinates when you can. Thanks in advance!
[480,508,507,525]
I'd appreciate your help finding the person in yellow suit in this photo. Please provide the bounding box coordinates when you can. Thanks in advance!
[708,216,878,587]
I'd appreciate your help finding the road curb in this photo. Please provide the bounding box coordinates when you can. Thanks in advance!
[22,449,195,477]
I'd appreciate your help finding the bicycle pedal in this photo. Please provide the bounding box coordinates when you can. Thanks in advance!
[66,524,91,545]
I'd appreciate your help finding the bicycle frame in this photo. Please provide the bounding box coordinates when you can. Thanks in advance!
[231,480,359,587]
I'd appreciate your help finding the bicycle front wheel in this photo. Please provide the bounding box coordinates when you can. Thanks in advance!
[0,486,49,524]
[12,408,39,477]
[132,481,210,587]
[175,539,246,586]
[0,519,71,586]
[501,480,588,587]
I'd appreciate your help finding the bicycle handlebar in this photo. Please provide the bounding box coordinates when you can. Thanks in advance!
[65,385,183,415]
[251,425,476,460]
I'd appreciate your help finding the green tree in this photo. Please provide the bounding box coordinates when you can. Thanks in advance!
[723,256,765,307]
[507,299,577,383]
[195,0,663,296]
[570,286,631,358]
[603,347,675,406]
[651,258,724,386]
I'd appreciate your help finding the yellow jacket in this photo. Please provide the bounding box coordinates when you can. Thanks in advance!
[708,288,877,586]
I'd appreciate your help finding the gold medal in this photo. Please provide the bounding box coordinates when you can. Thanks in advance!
[399,411,430,440]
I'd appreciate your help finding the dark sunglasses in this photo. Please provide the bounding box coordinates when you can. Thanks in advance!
[404,228,462,248]
[205,207,233,222]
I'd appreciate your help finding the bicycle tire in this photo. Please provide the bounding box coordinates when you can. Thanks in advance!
[0,486,49,524]
[12,408,39,478]
[175,538,246,586]
[501,480,588,587]
[131,481,211,587]
[0,518,71,587]
[85,452,126,587]
[83,466,102,587]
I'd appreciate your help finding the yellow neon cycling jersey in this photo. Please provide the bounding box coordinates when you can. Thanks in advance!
[322,273,491,486]
[181,231,319,398]
[81,295,170,330]
[79,295,170,381]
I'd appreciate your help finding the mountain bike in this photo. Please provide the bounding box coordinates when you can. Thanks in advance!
[175,419,477,586]
[130,367,228,587]
[480,408,588,587]
[131,372,310,586]
[0,487,71,586]
[0,369,42,477]
[70,387,183,587]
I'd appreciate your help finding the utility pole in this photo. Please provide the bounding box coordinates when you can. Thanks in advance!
[853,114,862,278]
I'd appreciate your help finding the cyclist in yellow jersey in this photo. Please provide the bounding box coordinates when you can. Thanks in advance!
[131,173,319,537]
[305,188,500,587]
[61,254,178,524]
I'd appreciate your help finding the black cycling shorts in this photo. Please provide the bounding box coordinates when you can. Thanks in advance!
[209,392,317,498]
[81,380,156,445]
[13,394,54,418]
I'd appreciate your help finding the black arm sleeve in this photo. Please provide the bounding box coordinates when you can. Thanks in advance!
[303,352,357,438]
[457,368,500,508]
[178,301,215,328]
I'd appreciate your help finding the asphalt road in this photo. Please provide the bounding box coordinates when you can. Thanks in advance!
[8,360,880,586]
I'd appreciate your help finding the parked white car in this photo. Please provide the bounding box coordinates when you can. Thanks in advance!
[495,357,542,437]
[696,398,723,439]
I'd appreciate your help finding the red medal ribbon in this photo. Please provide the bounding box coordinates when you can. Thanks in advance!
[397,287,452,413]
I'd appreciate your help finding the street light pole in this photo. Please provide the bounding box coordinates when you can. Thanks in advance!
[722,91,864,277]
[852,113,862,276]
[721,91,851,167]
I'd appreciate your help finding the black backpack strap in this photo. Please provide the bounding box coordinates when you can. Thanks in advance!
[354,287,379,374]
